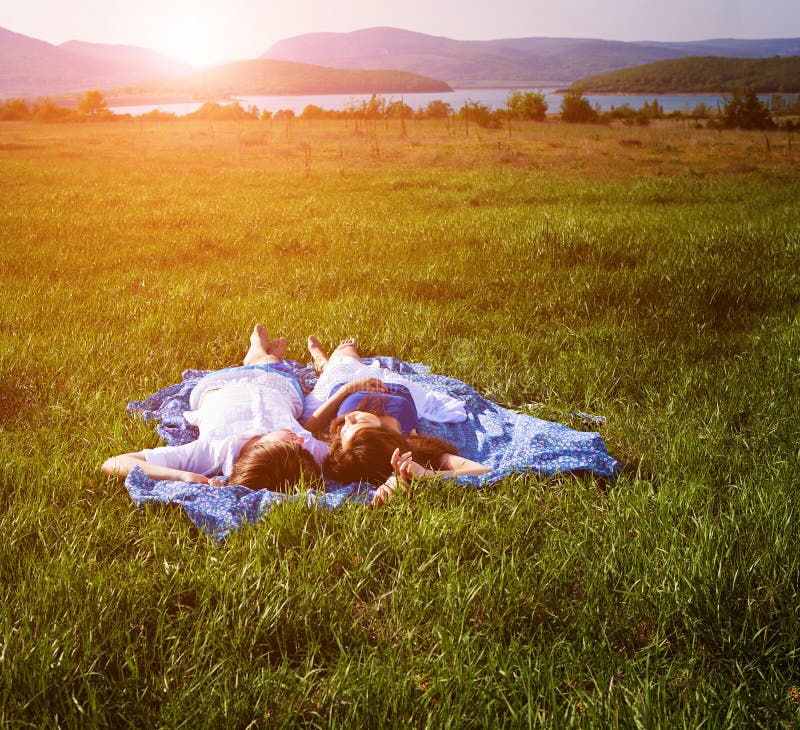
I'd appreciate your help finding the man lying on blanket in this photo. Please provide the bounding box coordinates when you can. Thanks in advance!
[102,325,486,506]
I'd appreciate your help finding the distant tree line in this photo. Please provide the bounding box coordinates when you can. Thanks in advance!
[559,87,797,130]
[0,90,113,122]
[0,90,547,128]
[571,55,800,94]
[2,86,797,131]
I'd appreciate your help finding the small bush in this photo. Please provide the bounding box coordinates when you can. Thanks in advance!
[506,89,548,121]
[187,102,258,121]
[0,99,32,121]
[561,90,598,123]
[458,101,501,129]
[722,88,774,130]
[78,90,109,116]
[423,100,453,119]
[138,110,178,122]
[32,100,81,122]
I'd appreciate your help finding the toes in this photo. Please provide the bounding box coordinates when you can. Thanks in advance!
[334,337,357,351]
[252,324,270,345]
[270,337,287,357]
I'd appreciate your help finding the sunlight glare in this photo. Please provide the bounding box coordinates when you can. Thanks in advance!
[159,14,220,68]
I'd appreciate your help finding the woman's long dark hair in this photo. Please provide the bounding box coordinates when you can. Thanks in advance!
[322,394,458,484]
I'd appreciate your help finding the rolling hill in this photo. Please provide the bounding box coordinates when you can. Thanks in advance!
[262,27,800,88]
[59,40,193,78]
[570,56,800,93]
[0,26,189,98]
[115,58,452,97]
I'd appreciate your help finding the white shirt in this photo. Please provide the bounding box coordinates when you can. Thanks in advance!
[144,368,328,476]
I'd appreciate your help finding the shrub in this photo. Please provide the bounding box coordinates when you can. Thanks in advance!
[138,110,177,122]
[423,99,453,119]
[385,101,414,119]
[78,90,109,116]
[721,88,774,130]
[340,94,388,120]
[459,101,501,129]
[32,100,81,122]
[560,90,597,123]
[0,99,31,121]
[187,101,258,121]
[604,104,636,125]
[300,104,327,120]
[506,89,548,121]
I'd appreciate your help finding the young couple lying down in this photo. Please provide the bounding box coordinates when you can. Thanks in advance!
[102,325,488,506]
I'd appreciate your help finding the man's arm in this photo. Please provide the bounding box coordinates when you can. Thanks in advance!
[101,452,210,484]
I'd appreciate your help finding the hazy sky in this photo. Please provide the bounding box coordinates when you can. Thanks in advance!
[2,0,799,66]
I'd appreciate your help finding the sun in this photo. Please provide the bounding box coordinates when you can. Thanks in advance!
[158,15,223,68]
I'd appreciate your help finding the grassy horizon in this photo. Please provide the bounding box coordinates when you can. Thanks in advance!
[1,118,798,727]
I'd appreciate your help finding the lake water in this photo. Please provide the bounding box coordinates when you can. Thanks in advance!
[110,88,770,117]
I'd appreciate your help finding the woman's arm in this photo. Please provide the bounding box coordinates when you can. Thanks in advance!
[434,452,490,477]
[394,450,489,478]
[369,449,489,507]
[302,377,387,433]
[101,452,210,484]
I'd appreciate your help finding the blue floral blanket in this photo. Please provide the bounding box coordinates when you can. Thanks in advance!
[125,358,621,540]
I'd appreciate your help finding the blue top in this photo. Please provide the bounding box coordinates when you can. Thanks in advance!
[334,382,419,435]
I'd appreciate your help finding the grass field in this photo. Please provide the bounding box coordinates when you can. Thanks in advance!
[1,117,799,727]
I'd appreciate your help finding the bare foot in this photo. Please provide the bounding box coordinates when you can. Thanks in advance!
[243,324,270,365]
[333,337,358,354]
[329,337,360,362]
[269,337,286,359]
[307,336,328,372]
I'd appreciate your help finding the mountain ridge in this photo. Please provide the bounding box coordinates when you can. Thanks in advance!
[262,27,800,87]
[59,40,194,76]
[0,26,189,97]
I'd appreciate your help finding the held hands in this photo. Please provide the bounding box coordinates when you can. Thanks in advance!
[369,448,427,507]
[391,448,427,481]
[344,377,388,395]
[370,475,405,507]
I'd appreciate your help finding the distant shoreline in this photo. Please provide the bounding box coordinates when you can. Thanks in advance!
[557,88,795,96]
[18,86,794,110]
[105,89,786,109]
[105,94,229,108]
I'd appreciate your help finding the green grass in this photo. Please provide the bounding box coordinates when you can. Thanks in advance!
[1,118,799,727]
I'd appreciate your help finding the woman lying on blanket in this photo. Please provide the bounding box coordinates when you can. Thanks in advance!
[101,325,382,493]
[303,336,489,504]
